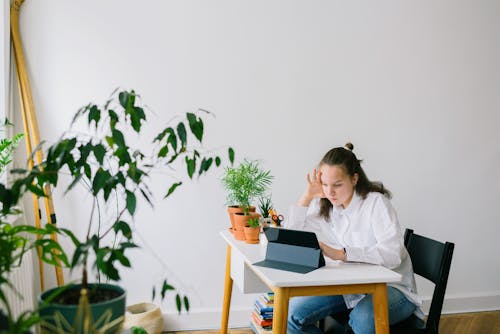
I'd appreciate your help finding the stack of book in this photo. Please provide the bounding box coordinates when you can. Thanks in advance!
[250,292,274,333]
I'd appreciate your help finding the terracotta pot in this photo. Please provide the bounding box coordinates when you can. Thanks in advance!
[244,226,260,244]
[227,206,255,233]
[123,302,163,334]
[233,212,260,241]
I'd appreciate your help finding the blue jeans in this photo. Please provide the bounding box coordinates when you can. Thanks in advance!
[287,286,416,334]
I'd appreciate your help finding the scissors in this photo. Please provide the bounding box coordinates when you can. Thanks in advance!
[271,214,284,226]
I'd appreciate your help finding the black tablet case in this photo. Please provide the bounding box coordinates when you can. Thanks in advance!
[253,227,325,274]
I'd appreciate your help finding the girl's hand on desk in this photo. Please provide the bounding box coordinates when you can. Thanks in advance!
[320,242,347,261]
[298,168,326,206]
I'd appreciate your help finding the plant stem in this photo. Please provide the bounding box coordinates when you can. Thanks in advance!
[100,206,127,239]
[86,199,96,241]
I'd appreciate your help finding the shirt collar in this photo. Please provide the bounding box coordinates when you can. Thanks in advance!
[332,191,362,217]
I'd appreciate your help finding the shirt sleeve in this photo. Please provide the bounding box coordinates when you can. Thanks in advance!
[285,198,323,235]
[344,195,405,269]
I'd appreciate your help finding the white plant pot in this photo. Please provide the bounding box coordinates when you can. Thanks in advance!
[123,302,163,334]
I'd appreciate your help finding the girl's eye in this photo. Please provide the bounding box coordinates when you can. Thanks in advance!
[334,184,342,188]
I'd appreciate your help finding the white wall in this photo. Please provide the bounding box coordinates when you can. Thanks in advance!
[8,0,500,330]
[1,0,8,121]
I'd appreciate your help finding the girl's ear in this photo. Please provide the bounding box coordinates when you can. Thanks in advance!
[352,173,359,186]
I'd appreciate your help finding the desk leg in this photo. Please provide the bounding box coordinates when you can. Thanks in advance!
[221,245,233,334]
[373,283,389,334]
[272,287,290,334]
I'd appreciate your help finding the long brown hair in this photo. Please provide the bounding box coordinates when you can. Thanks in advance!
[319,142,391,220]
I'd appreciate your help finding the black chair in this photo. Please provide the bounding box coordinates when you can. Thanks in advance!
[321,228,455,334]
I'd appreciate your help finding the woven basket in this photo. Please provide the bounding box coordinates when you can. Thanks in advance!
[123,302,163,334]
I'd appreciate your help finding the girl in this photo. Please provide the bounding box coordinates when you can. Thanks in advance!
[286,143,422,334]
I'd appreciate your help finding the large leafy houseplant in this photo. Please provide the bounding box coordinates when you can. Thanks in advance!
[0,89,234,332]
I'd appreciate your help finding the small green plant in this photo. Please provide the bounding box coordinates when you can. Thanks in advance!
[221,159,273,216]
[247,217,260,228]
[258,196,273,218]
[0,118,24,176]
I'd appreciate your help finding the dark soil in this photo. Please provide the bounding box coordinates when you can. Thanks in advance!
[51,286,122,305]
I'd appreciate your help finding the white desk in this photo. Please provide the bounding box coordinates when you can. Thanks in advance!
[220,230,402,334]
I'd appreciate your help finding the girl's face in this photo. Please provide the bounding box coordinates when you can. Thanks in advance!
[320,164,358,208]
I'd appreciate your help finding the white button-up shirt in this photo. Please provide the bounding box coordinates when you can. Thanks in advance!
[285,191,423,316]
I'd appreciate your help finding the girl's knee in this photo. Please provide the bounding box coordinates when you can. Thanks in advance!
[349,304,375,334]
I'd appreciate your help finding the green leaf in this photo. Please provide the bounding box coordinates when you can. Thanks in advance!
[59,228,81,246]
[158,145,169,158]
[84,164,91,179]
[131,327,148,334]
[114,249,131,267]
[176,294,182,314]
[112,129,126,148]
[88,105,100,127]
[26,184,46,197]
[167,130,177,152]
[64,173,83,194]
[108,109,119,129]
[228,147,235,165]
[198,157,213,175]
[153,128,168,142]
[105,136,114,147]
[114,221,132,239]
[93,144,106,164]
[186,113,204,142]
[130,106,146,132]
[164,182,182,199]
[215,156,221,167]
[126,190,136,216]
[92,168,111,195]
[176,122,187,147]
[119,91,135,109]
[183,295,190,312]
[161,280,175,300]
[9,168,28,174]
[185,156,195,179]
[140,187,153,207]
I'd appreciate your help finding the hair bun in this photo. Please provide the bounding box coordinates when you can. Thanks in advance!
[344,142,354,151]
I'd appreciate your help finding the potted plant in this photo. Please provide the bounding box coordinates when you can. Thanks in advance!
[221,160,273,240]
[1,89,234,333]
[258,196,274,228]
[243,217,260,244]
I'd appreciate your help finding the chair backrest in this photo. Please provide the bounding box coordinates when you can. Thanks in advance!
[404,229,455,333]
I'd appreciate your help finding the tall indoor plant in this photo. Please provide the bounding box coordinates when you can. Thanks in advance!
[0,89,234,333]
[221,160,272,240]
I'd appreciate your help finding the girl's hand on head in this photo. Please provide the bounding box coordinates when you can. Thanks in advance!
[306,168,325,198]
[298,168,325,206]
